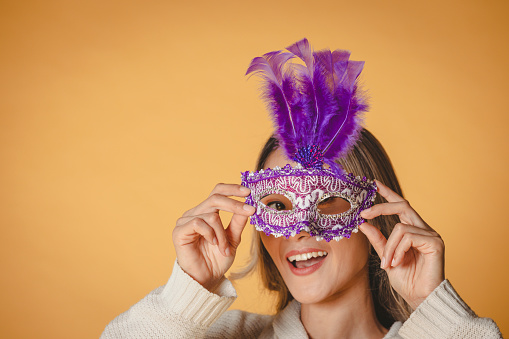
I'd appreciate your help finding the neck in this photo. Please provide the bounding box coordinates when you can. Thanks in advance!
[300,267,388,339]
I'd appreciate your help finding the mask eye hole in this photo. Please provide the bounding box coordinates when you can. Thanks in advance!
[260,194,293,212]
[317,196,351,215]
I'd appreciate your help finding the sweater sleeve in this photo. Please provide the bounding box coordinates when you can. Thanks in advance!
[100,261,237,339]
[397,279,502,339]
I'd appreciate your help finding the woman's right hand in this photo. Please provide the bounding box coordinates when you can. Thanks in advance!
[172,183,255,292]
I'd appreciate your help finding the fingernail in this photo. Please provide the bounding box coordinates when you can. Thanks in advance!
[381,257,386,269]
[391,258,395,267]
[225,247,231,256]
[213,237,218,246]
[240,186,250,193]
[243,204,255,212]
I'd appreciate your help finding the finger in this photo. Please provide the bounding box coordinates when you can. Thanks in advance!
[391,233,442,267]
[199,213,229,256]
[374,179,405,203]
[358,222,387,260]
[225,213,249,254]
[209,183,251,198]
[360,201,408,218]
[176,213,230,256]
[360,201,429,230]
[174,218,217,247]
[182,184,251,217]
[382,223,435,268]
[193,193,256,216]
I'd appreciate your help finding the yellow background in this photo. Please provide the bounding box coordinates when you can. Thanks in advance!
[1,0,508,337]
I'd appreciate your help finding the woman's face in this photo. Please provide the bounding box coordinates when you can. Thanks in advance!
[260,147,371,304]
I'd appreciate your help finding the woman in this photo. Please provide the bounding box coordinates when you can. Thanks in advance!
[101,130,501,339]
[101,39,502,338]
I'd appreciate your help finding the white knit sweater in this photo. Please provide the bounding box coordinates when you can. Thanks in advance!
[101,261,502,338]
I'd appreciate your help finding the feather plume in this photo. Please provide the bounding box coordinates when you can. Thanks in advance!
[246,38,369,169]
[246,51,298,156]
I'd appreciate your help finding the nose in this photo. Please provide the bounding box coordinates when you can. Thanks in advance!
[295,231,311,241]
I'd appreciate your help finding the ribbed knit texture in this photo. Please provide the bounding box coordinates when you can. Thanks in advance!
[398,279,502,339]
[160,261,236,328]
[101,262,502,338]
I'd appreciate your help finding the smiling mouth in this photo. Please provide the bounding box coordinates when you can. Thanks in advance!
[288,251,328,269]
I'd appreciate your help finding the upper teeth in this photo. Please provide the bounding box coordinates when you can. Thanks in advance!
[288,251,328,262]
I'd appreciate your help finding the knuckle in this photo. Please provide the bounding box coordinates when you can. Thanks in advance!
[172,224,185,241]
[435,236,445,248]
[213,183,225,192]
[402,199,411,208]
[393,223,405,234]
[190,218,203,228]
[209,193,221,203]
[401,232,413,243]
[207,212,221,224]
[236,201,246,211]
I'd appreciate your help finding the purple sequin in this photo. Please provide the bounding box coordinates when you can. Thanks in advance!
[293,145,324,169]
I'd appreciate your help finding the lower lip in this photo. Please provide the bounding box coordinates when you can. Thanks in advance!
[287,255,327,276]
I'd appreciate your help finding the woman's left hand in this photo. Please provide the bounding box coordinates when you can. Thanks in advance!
[359,179,445,311]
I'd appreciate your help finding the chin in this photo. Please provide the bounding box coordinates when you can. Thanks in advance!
[285,277,335,305]
[291,289,331,305]
[282,263,369,306]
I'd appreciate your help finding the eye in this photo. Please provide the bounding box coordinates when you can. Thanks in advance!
[267,201,287,211]
[260,194,293,212]
[317,196,351,214]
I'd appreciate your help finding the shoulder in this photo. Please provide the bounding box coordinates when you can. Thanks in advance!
[206,309,274,339]
[397,280,502,339]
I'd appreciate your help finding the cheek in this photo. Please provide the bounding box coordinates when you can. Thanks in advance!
[260,233,284,267]
[329,233,370,274]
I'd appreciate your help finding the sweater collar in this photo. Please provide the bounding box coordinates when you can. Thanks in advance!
[272,300,308,338]
[271,299,402,338]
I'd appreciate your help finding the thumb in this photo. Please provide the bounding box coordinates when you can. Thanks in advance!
[358,222,387,259]
[225,213,249,250]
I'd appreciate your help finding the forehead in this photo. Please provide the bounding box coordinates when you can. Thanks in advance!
[265,147,332,171]
[264,147,298,170]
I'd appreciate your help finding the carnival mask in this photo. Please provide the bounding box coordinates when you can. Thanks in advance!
[241,38,377,241]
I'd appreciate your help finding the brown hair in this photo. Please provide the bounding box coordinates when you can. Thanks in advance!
[231,128,412,328]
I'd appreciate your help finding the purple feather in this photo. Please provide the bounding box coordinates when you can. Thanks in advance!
[287,39,322,146]
[246,51,297,156]
[246,39,369,168]
[321,61,367,159]
[286,39,314,73]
